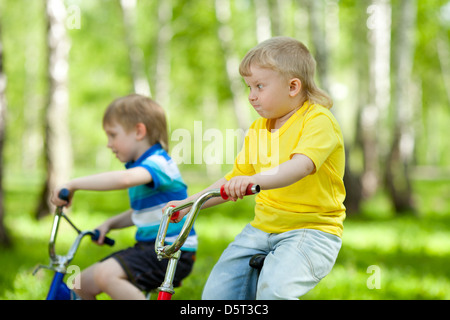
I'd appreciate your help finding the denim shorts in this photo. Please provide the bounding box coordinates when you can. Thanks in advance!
[202,224,341,300]
[105,241,195,292]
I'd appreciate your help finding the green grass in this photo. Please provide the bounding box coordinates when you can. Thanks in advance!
[1,178,449,300]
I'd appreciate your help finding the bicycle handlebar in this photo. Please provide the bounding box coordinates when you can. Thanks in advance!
[58,188,70,202]
[155,184,260,260]
[55,188,115,245]
[46,189,115,270]
[91,229,115,246]
[219,184,259,200]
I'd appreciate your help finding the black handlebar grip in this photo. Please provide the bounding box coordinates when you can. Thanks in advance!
[58,188,71,202]
[92,229,115,246]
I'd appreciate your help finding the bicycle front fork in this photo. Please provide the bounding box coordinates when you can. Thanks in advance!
[157,250,181,300]
[46,272,71,300]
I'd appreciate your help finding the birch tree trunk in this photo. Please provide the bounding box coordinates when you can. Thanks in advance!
[437,37,450,112]
[0,23,10,246]
[120,0,151,96]
[305,0,330,93]
[346,0,372,214]
[36,0,72,218]
[22,3,45,172]
[214,0,251,131]
[360,0,391,198]
[385,0,417,214]
[253,0,272,43]
[154,0,173,109]
[272,0,295,37]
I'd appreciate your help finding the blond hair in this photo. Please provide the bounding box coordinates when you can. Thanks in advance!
[239,36,333,109]
[103,94,169,151]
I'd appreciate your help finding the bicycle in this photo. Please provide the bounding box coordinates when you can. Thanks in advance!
[33,188,115,300]
[154,183,260,300]
[34,184,260,300]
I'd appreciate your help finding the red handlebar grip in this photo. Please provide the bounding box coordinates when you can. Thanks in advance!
[171,211,179,221]
[220,185,229,200]
[220,184,260,200]
[169,205,180,221]
[246,184,260,195]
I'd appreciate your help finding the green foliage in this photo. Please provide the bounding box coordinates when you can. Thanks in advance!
[1,178,450,300]
[1,0,450,301]
[1,0,450,171]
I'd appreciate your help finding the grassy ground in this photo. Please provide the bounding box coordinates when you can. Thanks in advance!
[1,178,449,300]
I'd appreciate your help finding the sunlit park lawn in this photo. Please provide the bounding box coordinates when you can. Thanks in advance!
[1,172,449,300]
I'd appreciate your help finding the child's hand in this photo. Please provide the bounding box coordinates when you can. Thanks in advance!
[163,200,190,223]
[223,176,257,201]
[51,186,73,207]
[93,224,110,245]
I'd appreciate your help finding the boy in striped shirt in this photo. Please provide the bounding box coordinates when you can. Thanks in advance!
[51,94,196,299]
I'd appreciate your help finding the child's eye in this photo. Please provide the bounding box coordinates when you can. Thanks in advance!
[257,84,263,89]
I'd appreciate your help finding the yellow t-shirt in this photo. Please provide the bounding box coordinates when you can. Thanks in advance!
[225,102,346,237]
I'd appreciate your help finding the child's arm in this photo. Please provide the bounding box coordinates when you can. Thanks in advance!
[51,167,152,207]
[223,153,315,200]
[94,209,133,245]
[166,154,313,221]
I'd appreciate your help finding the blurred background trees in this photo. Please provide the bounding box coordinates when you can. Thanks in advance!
[0,0,449,300]
[0,0,448,247]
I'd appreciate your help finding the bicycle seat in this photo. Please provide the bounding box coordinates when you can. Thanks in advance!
[249,254,266,270]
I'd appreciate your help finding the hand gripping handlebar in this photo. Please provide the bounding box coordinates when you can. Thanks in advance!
[155,184,260,260]
[45,189,115,272]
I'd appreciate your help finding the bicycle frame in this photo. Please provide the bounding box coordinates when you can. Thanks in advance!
[34,189,114,300]
[155,184,260,300]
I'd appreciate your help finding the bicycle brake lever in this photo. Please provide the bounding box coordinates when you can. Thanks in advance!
[33,264,53,275]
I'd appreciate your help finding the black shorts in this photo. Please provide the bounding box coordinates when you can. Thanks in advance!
[104,241,196,292]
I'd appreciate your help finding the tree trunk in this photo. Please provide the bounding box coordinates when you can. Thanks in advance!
[360,0,391,198]
[22,4,45,172]
[345,0,373,214]
[36,0,72,218]
[0,23,11,247]
[385,0,417,214]
[214,0,251,131]
[119,0,151,97]
[253,0,272,43]
[154,0,173,110]
[305,0,330,93]
[437,37,450,107]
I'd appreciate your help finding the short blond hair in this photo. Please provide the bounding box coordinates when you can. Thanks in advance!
[239,37,332,109]
[103,94,169,151]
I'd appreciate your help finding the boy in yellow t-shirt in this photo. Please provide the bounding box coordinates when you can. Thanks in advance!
[228,100,346,238]
[166,37,345,299]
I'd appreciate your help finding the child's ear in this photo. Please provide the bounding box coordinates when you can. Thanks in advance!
[135,123,147,140]
[289,78,302,97]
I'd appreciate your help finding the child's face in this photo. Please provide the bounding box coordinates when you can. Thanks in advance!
[104,121,139,163]
[243,65,298,121]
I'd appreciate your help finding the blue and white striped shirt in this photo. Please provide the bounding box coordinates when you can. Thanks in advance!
[125,143,197,251]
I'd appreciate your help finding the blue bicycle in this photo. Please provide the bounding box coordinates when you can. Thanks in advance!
[33,189,115,300]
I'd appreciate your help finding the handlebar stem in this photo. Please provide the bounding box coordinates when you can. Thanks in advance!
[45,205,108,273]
[155,188,222,260]
[157,250,181,296]
[48,207,64,263]
[37,188,116,277]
